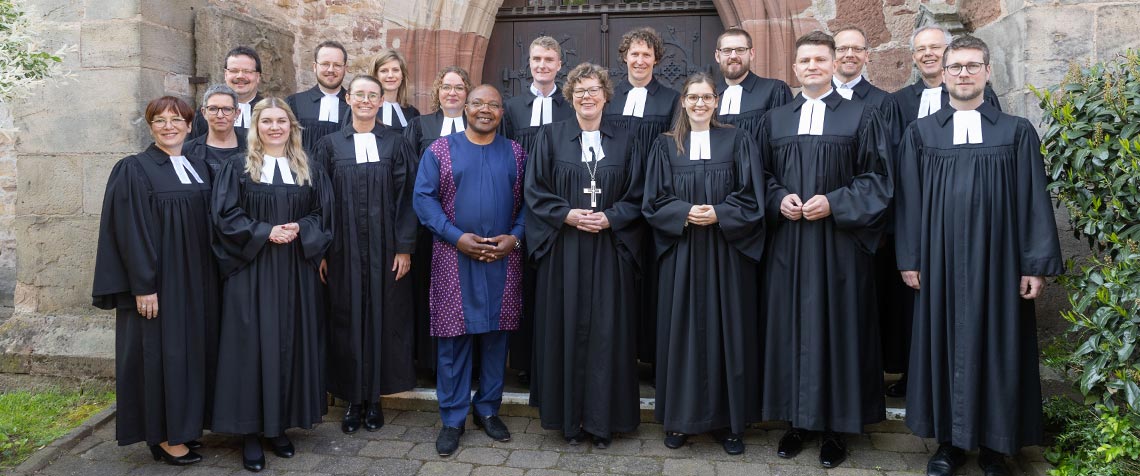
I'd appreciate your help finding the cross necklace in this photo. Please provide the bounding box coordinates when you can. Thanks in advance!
[582,147,602,209]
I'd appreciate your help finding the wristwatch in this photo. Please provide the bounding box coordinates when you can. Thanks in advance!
[512,235,522,250]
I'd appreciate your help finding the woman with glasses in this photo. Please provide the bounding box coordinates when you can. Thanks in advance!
[526,63,647,449]
[404,66,473,374]
[313,75,419,435]
[93,96,218,466]
[368,49,420,132]
[642,72,765,455]
[211,98,332,472]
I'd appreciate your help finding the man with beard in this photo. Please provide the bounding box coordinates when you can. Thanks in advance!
[184,84,246,176]
[831,26,888,110]
[288,40,350,154]
[189,46,263,142]
[759,31,891,469]
[878,25,1002,398]
[714,28,792,141]
[414,85,526,457]
[895,36,1061,476]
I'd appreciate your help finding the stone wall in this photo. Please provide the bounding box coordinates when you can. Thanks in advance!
[0,102,15,312]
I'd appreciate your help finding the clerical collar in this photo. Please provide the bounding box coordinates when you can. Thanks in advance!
[382,102,408,127]
[720,84,743,115]
[260,154,295,184]
[622,86,648,117]
[235,101,253,128]
[580,130,605,163]
[797,89,833,136]
[318,91,340,123]
[689,130,711,160]
[440,115,465,136]
[529,83,558,98]
[951,109,983,145]
[353,132,381,163]
[168,155,204,185]
[918,86,943,119]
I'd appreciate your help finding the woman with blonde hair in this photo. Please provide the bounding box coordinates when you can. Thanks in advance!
[369,48,420,131]
[211,97,333,472]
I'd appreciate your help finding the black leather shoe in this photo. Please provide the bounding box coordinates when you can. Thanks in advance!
[473,413,511,442]
[342,403,362,434]
[926,443,966,476]
[149,445,202,466]
[269,434,294,458]
[714,431,745,455]
[885,374,908,398]
[819,432,847,468]
[566,429,588,445]
[185,440,203,450]
[242,435,265,472]
[436,426,464,457]
[663,432,689,449]
[777,428,813,459]
[591,433,612,449]
[978,447,1011,476]
[364,401,384,432]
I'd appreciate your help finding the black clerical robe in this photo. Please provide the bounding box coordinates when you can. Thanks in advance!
[188,95,263,142]
[759,92,892,433]
[877,81,1002,374]
[92,144,219,447]
[210,158,333,437]
[183,134,246,178]
[287,85,349,155]
[716,72,793,142]
[525,118,646,439]
[837,76,889,111]
[895,103,1062,454]
[314,123,419,401]
[603,77,679,365]
[643,128,766,435]
[403,110,467,371]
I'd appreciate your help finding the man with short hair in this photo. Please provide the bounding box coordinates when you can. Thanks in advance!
[760,31,891,469]
[183,84,245,175]
[895,35,1061,476]
[287,40,350,154]
[831,26,888,110]
[714,27,792,141]
[414,85,526,458]
[189,46,264,141]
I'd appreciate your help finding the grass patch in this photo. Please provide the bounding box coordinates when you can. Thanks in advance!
[0,387,114,470]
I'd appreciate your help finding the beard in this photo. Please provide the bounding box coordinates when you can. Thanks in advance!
[948,84,984,102]
[721,61,749,81]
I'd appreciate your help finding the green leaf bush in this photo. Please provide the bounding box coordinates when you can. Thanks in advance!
[1032,51,1140,475]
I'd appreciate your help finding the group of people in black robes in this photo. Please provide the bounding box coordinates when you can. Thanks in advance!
[93,22,1062,476]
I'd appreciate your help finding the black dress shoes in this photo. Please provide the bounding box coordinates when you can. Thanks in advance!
[978,447,1012,476]
[269,434,295,458]
[926,443,966,476]
[342,403,363,434]
[242,435,265,472]
[777,428,814,458]
[663,432,689,449]
[819,432,847,468]
[473,414,511,442]
[149,445,202,466]
[436,426,465,457]
[591,433,612,449]
[713,430,745,455]
[185,440,203,449]
[364,401,384,432]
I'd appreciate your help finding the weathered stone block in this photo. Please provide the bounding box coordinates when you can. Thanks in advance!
[83,0,138,20]
[30,0,85,23]
[140,0,203,32]
[82,155,121,216]
[1024,6,1094,91]
[80,20,141,68]
[16,155,84,216]
[13,69,145,155]
[974,10,1026,96]
[193,6,296,103]
[1095,3,1140,60]
[834,0,891,46]
[141,21,195,74]
[14,216,101,312]
[0,312,114,378]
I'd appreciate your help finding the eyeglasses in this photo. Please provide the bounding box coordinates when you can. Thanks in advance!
[204,106,236,116]
[351,92,381,103]
[913,44,945,55]
[467,101,502,111]
[150,117,187,128]
[683,94,717,105]
[571,86,604,98]
[836,46,868,54]
[315,62,345,71]
[945,62,987,76]
[718,47,750,57]
[224,68,258,76]
[440,85,467,93]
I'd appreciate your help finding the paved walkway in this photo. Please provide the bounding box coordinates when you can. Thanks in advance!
[28,404,1051,476]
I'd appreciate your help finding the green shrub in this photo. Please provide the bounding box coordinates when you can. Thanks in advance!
[1033,50,1140,474]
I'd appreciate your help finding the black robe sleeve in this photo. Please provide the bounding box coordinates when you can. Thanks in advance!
[894,124,923,272]
[210,160,275,275]
[642,136,694,257]
[523,126,573,261]
[393,136,420,254]
[296,164,334,263]
[825,109,893,253]
[758,112,788,221]
[403,116,427,159]
[1013,119,1063,276]
[712,130,766,262]
[601,122,648,269]
[92,157,157,309]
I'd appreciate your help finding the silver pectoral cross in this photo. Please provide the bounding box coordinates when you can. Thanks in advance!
[583,180,602,209]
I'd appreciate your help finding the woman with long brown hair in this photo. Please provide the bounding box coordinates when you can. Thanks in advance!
[210,97,333,472]
[369,48,420,132]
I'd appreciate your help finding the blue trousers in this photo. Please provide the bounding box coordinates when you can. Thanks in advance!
[436,331,509,427]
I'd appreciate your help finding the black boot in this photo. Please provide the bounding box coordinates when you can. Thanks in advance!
[342,403,363,434]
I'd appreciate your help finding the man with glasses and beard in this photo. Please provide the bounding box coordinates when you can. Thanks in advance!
[189,46,263,142]
[288,40,350,154]
[831,26,888,110]
[713,28,792,142]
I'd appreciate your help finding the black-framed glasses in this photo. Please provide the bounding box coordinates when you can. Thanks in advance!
[571,86,604,98]
[945,62,987,76]
[718,47,750,57]
[467,101,502,111]
[204,106,236,117]
[683,94,717,105]
[836,46,868,54]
